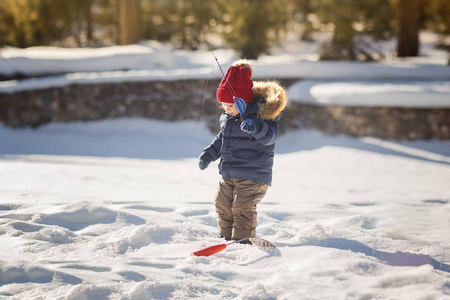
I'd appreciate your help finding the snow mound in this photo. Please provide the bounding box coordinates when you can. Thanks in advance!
[0,42,175,77]
[287,80,450,108]
[34,202,146,231]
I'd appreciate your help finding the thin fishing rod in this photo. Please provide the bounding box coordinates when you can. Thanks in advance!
[211,51,238,99]
[210,50,247,120]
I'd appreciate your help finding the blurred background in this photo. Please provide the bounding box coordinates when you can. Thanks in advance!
[0,0,449,61]
[0,0,449,143]
[1,3,449,299]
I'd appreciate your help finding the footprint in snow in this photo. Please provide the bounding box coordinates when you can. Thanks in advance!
[61,264,111,272]
[118,270,146,282]
[0,204,21,211]
[128,261,174,269]
[423,199,448,205]
[9,221,44,233]
[262,211,293,221]
[125,204,174,213]
[350,202,376,207]
[33,205,145,231]
[0,262,82,285]
[179,209,210,217]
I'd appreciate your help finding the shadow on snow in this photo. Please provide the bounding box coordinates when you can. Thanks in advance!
[280,238,450,273]
[276,129,450,166]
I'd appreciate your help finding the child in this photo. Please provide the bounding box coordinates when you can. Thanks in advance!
[198,60,287,242]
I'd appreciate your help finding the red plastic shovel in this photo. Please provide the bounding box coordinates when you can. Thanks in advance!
[192,237,276,257]
[192,238,249,257]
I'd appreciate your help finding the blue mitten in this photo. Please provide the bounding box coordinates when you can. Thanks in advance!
[240,119,261,134]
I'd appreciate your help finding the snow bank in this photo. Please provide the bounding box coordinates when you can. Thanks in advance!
[0,42,175,76]
[1,32,450,99]
[0,68,216,94]
[1,59,450,95]
[287,80,450,108]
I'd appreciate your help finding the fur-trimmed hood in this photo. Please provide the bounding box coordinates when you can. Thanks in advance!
[252,81,287,120]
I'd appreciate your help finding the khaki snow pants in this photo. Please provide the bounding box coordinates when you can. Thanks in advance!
[214,178,268,240]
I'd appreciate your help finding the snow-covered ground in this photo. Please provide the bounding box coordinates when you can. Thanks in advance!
[1,118,450,299]
[1,32,450,299]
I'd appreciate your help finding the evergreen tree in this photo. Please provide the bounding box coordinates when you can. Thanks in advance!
[221,0,287,59]
[0,0,46,47]
[72,0,94,46]
[317,0,395,61]
[0,0,99,47]
[288,0,316,42]
[422,0,450,51]
[142,0,179,42]
[176,0,219,50]
[94,0,120,45]
[142,0,220,50]
[0,1,16,47]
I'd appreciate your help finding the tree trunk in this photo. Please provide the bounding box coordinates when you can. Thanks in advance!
[397,0,420,57]
[119,0,143,45]
[86,0,93,44]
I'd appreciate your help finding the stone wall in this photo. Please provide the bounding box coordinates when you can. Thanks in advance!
[0,80,221,128]
[1,79,449,140]
[282,104,450,140]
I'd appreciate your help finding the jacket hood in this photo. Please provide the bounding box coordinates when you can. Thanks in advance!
[252,81,288,120]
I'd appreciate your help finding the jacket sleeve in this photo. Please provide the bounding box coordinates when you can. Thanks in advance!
[202,131,223,161]
[252,116,280,146]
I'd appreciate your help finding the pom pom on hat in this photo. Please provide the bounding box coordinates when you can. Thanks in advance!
[216,62,253,104]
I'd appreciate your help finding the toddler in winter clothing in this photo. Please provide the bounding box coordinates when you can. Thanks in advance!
[199,60,287,242]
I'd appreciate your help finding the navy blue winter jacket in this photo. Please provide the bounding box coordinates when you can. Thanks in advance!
[201,81,287,186]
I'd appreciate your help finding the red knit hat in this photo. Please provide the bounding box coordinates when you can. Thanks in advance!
[216,65,253,104]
